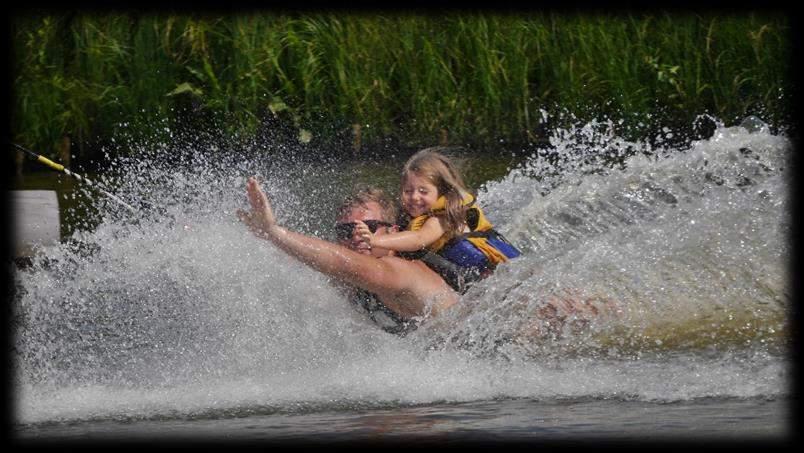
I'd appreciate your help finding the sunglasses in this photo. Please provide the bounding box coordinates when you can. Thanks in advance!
[334,220,393,241]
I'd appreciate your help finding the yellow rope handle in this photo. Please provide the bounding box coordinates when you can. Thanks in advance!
[37,155,65,172]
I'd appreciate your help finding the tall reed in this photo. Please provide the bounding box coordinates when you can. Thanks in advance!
[11,12,791,165]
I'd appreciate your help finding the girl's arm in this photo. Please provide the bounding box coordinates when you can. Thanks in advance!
[357,216,444,252]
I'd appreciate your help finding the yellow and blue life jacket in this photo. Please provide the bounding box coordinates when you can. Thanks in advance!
[405,194,520,283]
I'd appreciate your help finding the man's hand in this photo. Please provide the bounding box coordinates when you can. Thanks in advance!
[237,176,277,238]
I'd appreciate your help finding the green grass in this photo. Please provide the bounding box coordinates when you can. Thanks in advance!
[11,12,792,165]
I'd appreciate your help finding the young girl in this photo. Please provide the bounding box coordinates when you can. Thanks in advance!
[355,148,520,290]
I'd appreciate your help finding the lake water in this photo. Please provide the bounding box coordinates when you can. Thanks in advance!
[9,116,793,444]
[14,397,789,443]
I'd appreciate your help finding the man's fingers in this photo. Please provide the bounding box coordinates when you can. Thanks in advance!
[246,184,263,210]
[236,210,258,231]
[241,176,277,237]
[236,209,251,224]
[246,177,266,200]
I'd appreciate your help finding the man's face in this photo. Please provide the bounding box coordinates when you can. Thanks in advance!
[336,201,396,257]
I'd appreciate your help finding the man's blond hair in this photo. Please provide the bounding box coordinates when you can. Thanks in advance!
[337,185,398,223]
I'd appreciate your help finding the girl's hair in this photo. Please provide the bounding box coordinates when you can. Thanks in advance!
[402,147,470,240]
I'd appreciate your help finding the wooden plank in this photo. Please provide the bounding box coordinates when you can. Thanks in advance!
[12,190,60,258]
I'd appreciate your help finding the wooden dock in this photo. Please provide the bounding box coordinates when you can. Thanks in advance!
[11,190,60,258]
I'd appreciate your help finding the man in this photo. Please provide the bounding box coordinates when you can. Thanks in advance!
[237,177,458,333]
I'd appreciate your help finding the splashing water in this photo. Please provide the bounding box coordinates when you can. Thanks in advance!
[12,117,791,426]
[425,117,790,358]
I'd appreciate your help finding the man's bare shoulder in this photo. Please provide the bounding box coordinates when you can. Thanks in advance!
[378,254,430,273]
[377,255,450,290]
[375,255,458,317]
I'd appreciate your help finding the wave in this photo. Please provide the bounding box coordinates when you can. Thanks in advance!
[416,117,790,358]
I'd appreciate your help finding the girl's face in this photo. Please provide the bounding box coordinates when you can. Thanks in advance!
[401,172,440,217]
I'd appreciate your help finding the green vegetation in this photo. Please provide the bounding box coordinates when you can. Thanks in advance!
[11,12,791,165]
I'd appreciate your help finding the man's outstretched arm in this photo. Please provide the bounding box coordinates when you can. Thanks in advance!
[237,177,403,295]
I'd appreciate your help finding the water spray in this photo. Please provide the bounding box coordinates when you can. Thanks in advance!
[12,143,137,213]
